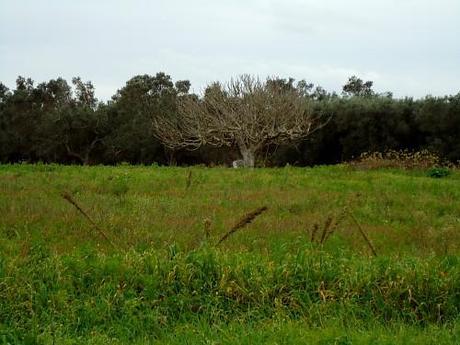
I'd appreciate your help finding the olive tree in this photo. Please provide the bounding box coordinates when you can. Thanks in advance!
[152,75,328,167]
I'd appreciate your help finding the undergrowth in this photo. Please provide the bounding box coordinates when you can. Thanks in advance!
[0,164,459,343]
[0,244,459,343]
[350,150,455,170]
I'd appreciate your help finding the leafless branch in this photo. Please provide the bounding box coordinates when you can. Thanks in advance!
[152,75,330,166]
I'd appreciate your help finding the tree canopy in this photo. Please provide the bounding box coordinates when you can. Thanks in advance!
[0,73,459,166]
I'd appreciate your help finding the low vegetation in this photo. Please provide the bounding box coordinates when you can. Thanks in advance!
[0,164,459,343]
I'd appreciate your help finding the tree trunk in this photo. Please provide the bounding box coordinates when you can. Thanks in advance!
[166,149,177,166]
[240,146,256,168]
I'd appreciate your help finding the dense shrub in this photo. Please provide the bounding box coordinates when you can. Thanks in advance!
[1,75,459,166]
[426,167,451,178]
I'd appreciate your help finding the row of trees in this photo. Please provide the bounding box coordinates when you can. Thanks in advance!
[0,73,459,166]
[0,73,184,165]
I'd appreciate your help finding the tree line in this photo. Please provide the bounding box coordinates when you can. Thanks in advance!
[0,73,459,166]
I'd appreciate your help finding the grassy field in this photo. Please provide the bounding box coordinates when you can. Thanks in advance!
[0,164,459,344]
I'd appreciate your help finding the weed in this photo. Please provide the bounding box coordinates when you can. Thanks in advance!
[427,167,450,178]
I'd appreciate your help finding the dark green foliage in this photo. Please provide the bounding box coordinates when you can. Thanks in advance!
[416,94,460,162]
[427,167,451,178]
[1,74,460,166]
[290,94,460,167]
[0,76,106,164]
[0,74,190,165]
[342,75,375,97]
[103,73,187,165]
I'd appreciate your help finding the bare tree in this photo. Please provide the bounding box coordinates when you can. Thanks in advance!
[152,75,329,167]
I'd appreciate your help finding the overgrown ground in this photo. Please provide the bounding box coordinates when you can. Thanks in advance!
[0,164,459,344]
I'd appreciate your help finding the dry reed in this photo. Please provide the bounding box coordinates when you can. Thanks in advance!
[186,170,192,189]
[203,218,211,240]
[319,216,333,244]
[309,207,347,245]
[349,212,378,257]
[310,223,319,242]
[61,192,118,249]
[217,206,268,245]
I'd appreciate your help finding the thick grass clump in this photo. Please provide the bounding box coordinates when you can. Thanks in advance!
[1,245,459,343]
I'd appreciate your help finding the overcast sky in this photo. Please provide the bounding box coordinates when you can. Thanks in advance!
[1,0,459,100]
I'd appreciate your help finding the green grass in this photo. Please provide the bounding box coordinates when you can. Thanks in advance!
[0,164,459,344]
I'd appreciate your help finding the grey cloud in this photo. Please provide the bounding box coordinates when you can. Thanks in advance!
[0,0,459,100]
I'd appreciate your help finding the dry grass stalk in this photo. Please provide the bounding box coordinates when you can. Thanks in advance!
[323,207,349,243]
[319,216,333,244]
[349,212,378,257]
[350,149,448,170]
[309,208,347,245]
[61,192,118,249]
[310,223,319,242]
[217,206,268,245]
[186,170,192,189]
[322,219,338,244]
[203,218,211,240]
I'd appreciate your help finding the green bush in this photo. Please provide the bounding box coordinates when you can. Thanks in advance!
[427,167,450,178]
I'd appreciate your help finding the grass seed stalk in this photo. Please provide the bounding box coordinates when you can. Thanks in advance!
[217,206,268,245]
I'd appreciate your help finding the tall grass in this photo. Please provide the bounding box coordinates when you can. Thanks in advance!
[1,164,458,256]
[0,245,459,342]
[0,164,459,343]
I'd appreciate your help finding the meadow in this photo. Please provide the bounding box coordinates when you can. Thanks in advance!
[0,164,459,344]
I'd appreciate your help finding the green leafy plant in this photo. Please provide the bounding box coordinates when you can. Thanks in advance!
[427,167,450,178]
